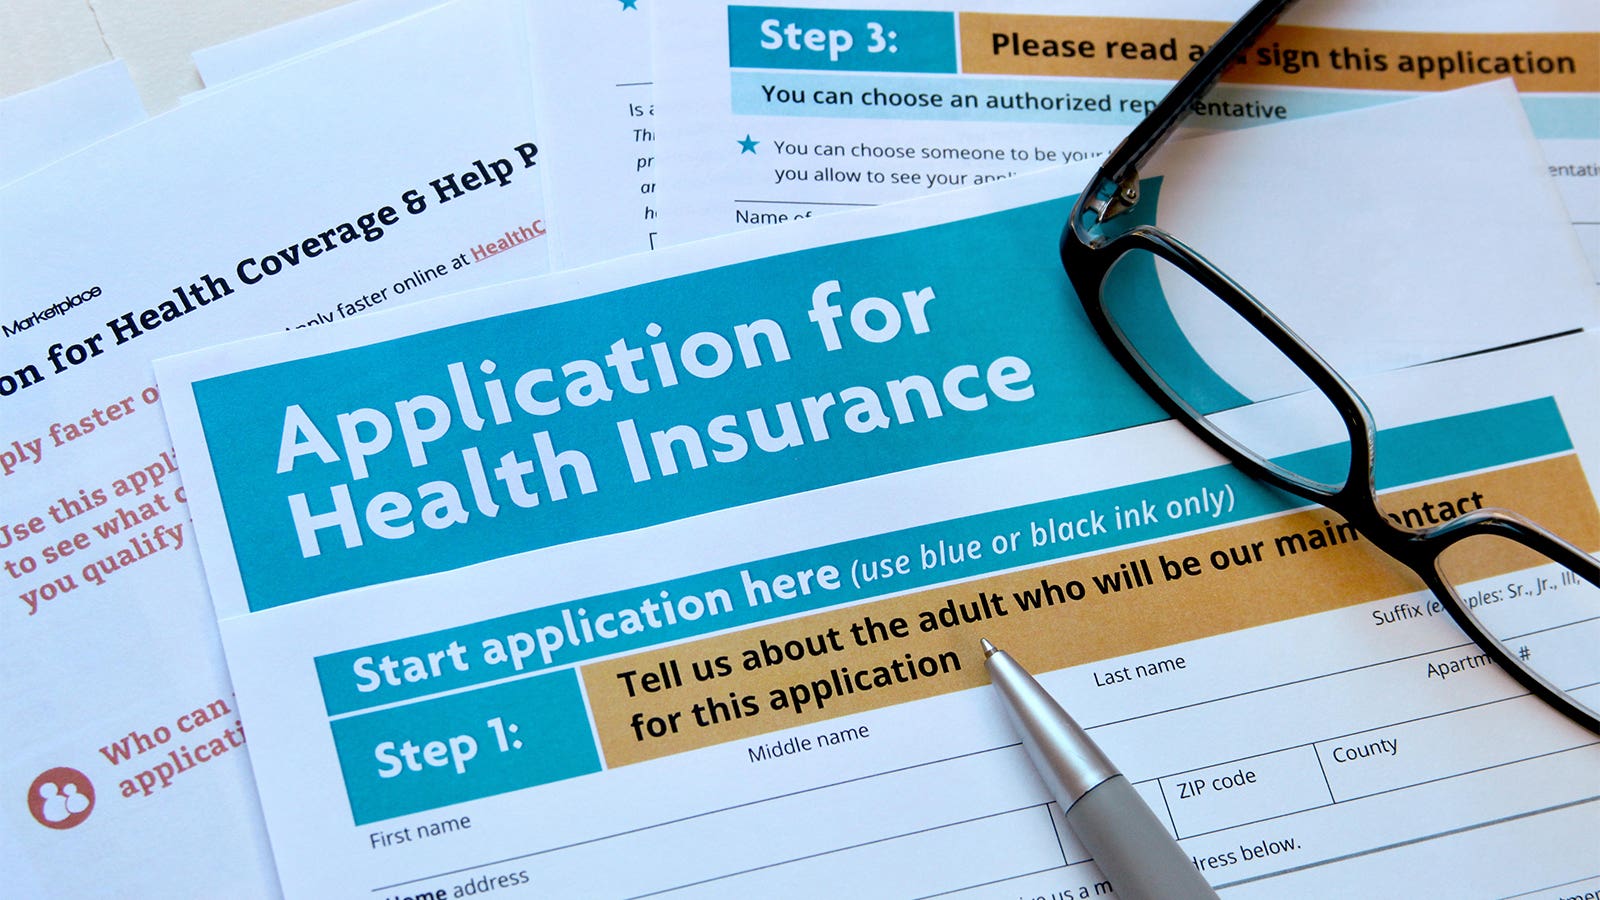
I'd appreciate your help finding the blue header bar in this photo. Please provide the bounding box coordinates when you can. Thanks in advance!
[728,6,957,73]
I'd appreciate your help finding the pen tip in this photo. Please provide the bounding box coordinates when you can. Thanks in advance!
[980,638,996,657]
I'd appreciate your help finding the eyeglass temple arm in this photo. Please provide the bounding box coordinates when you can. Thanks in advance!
[1088,0,1295,223]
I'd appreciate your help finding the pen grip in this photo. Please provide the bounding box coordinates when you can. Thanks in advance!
[1065,774,1219,900]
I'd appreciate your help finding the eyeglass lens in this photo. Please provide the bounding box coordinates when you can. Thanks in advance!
[1436,535,1600,716]
[1099,244,1600,718]
[1099,246,1351,490]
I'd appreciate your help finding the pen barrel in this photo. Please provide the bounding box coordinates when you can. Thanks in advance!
[985,649,1119,803]
[1065,774,1219,900]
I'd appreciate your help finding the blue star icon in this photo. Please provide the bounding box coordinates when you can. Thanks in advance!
[619,0,638,9]
[738,135,760,154]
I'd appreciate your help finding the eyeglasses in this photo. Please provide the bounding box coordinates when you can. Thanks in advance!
[1059,0,1600,733]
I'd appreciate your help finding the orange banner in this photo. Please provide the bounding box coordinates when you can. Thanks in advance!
[584,456,1598,767]
[960,13,1598,93]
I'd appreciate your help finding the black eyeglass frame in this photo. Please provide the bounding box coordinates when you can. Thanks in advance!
[1059,0,1600,733]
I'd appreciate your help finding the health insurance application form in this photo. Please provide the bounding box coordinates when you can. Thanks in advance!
[653,0,1600,275]
[155,89,1598,896]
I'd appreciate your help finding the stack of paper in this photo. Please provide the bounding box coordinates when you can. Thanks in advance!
[3,2,1596,897]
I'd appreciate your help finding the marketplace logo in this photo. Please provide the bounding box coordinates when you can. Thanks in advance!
[28,767,94,829]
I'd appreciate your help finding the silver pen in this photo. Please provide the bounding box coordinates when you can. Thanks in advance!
[982,639,1219,900]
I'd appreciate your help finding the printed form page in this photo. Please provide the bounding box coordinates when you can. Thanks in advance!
[196,0,661,270]
[653,0,1600,272]
[524,0,657,267]
[0,60,145,184]
[155,91,1598,897]
[0,0,549,894]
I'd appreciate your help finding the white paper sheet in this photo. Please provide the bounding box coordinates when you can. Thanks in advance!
[524,1,658,267]
[652,0,1600,275]
[154,88,1598,897]
[1,60,145,184]
[196,0,661,269]
[192,0,448,85]
[0,0,548,894]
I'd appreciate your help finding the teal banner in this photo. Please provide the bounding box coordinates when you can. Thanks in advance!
[193,189,1180,610]
[329,670,599,825]
[727,6,957,73]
